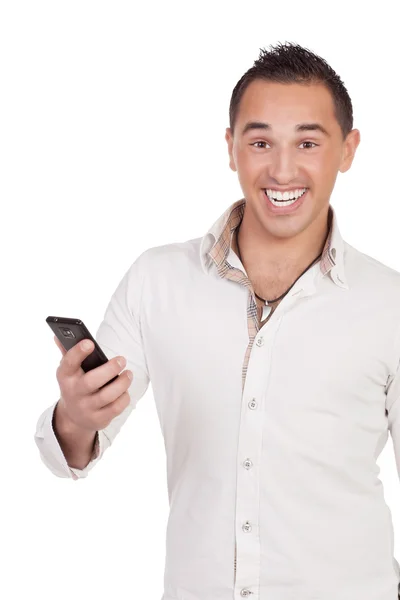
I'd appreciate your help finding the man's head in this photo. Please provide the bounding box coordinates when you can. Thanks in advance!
[225,42,360,242]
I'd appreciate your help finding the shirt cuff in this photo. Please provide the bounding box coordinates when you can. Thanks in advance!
[34,400,110,480]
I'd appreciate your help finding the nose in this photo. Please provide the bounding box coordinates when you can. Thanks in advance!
[268,148,299,184]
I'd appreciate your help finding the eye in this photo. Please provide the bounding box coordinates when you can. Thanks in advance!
[250,141,269,149]
[250,141,319,150]
[299,141,318,149]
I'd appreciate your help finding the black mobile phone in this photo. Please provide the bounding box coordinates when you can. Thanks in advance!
[46,316,119,388]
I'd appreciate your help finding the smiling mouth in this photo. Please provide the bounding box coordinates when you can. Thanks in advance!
[263,188,309,207]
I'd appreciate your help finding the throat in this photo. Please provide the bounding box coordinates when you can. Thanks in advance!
[232,225,316,303]
[233,228,300,276]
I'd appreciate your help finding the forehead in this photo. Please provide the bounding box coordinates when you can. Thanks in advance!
[237,79,336,127]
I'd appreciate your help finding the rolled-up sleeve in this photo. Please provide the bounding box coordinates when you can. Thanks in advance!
[34,250,151,480]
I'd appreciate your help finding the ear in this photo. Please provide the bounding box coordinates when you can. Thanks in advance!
[225,127,237,172]
[339,129,361,174]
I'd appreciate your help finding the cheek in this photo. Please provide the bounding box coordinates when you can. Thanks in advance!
[236,153,262,181]
[236,145,254,165]
[307,161,339,195]
[305,154,332,179]
[237,143,265,166]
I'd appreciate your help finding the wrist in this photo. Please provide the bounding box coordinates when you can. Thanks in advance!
[53,399,95,440]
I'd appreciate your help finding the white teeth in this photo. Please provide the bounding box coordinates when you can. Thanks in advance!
[269,196,298,207]
[264,189,307,207]
[266,188,307,200]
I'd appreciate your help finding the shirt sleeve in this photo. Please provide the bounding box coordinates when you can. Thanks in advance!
[385,320,400,483]
[34,250,151,480]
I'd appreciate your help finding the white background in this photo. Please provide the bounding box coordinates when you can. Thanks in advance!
[1,1,399,598]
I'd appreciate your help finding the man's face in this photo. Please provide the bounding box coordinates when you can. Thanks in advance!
[225,79,360,241]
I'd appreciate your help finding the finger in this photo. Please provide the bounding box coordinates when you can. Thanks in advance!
[54,336,67,356]
[95,369,133,410]
[58,338,95,378]
[78,355,128,396]
[98,390,131,422]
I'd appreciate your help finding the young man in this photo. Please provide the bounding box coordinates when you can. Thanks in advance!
[35,42,400,600]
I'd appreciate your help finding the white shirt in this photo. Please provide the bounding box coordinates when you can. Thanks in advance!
[35,198,400,600]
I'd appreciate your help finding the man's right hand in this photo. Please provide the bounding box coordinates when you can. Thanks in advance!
[54,336,133,432]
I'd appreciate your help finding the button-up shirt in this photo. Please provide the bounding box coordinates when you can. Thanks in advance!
[35,198,400,600]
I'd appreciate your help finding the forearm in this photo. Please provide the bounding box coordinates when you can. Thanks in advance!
[52,400,97,470]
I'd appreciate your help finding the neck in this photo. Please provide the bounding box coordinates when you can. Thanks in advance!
[234,202,331,276]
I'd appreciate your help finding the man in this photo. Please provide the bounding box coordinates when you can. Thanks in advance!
[35,42,400,599]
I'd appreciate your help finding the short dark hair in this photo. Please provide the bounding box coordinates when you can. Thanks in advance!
[229,41,354,141]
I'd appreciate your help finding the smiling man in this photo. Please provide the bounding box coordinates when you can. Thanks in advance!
[226,72,360,327]
[35,42,400,600]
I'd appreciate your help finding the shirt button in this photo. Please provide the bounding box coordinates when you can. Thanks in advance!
[256,336,264,346]
[248,398,257,409]
[243,458,253,469]
[242,521,252,533]
[240,589,252,597]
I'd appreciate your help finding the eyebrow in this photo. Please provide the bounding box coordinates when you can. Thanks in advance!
[241,121,331,137]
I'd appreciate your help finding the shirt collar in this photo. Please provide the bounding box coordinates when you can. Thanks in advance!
[199,198,349,290]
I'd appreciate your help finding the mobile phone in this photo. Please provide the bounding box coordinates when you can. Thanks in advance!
[46,316,119,388]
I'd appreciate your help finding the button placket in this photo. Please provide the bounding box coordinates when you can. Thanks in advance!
[235,320,278,598]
